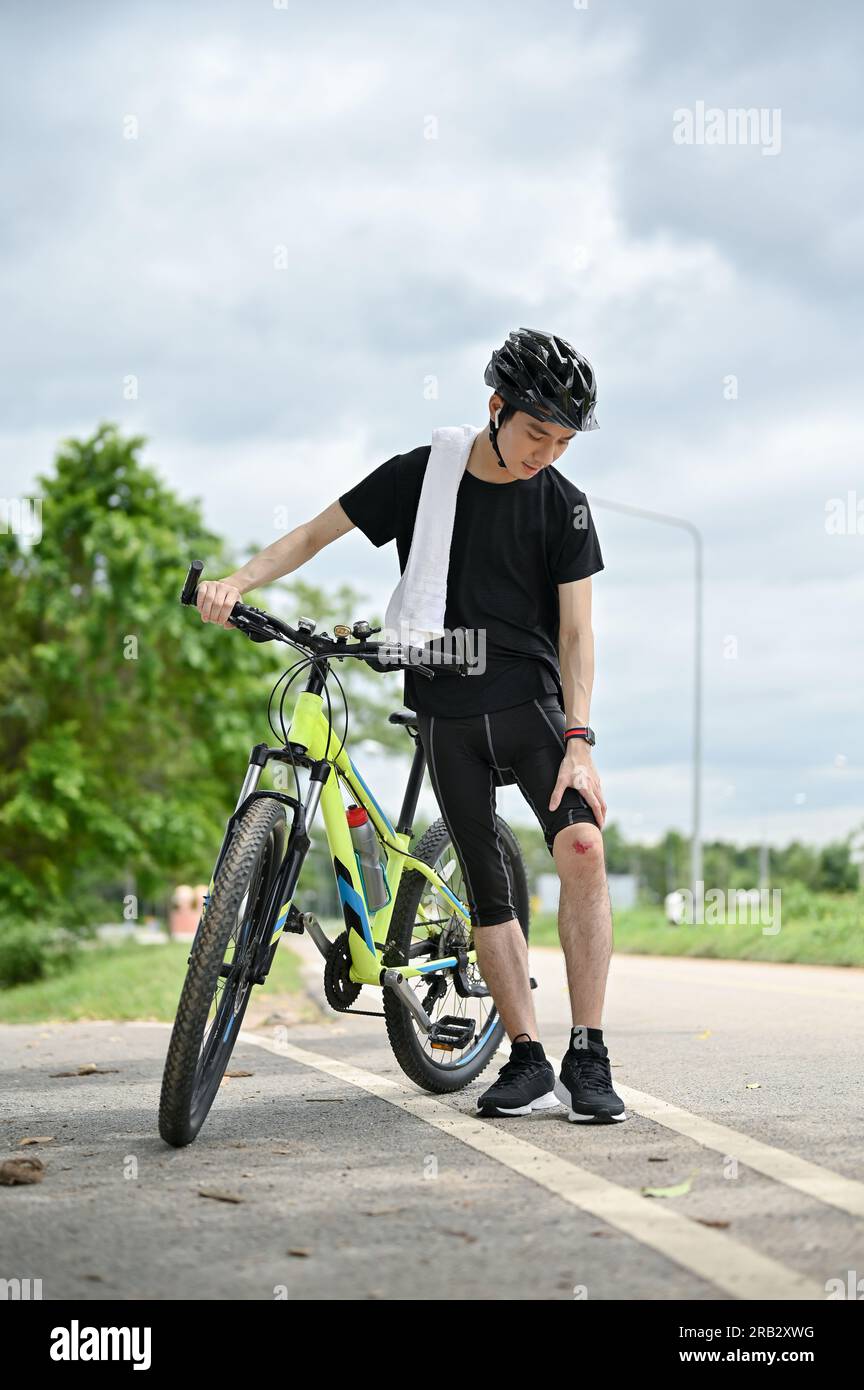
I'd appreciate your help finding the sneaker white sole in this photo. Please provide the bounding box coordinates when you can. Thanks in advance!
[476,1089,562,1117]
[553,1076,627,1123]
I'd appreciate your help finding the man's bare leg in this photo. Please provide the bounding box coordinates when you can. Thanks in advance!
[552,823,612,1027]
[472,919,538,1042]
[470,822,610,1044]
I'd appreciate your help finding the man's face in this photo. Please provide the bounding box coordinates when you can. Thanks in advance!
[494,397,576,479]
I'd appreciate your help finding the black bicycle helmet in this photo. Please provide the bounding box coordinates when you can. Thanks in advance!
[484,326,598,467]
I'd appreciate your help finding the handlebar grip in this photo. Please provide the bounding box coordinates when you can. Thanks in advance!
[181,560,204,606]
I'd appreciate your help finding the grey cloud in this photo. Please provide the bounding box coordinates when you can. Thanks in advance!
[1,0,861,842]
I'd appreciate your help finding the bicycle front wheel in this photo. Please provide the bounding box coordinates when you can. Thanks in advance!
[158,798,288,1147]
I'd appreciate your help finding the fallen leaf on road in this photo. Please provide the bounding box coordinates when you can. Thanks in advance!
[1,1156,46,1185]
[641,1171,698,1199]
[647,1156,669,1162]
[696,1029,712,1039]
[287,1248,310,1257]
[49,1064,120,1077]
[745,1082,762,1089]
[360,1207,409,1216]
[17,1136,55,1146]
[440,1228,478,1243]
[198,1188,244,1204]
[697,1218,731,1228]
[224,1070,254,1078]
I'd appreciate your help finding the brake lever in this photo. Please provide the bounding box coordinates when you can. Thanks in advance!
[229,606,281,644]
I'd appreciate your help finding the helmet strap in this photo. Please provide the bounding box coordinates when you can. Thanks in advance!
[488,407,509,469]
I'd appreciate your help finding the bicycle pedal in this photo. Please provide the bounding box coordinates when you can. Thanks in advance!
[428,1015,477,1050]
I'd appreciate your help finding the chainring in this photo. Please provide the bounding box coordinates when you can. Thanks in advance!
[323,929,362,1011]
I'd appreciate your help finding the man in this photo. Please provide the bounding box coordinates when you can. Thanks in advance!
[195,328,626,1124]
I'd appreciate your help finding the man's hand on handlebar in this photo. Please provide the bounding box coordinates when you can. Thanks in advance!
[195,579,243,628]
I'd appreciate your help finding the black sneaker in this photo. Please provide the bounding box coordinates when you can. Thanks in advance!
[476,1036,561,1117]
[554,1036,627,1124]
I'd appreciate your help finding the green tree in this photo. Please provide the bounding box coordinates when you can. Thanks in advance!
[816,839,859,893]
[0,424,398,936]
[600,820,629,875]
[772,840,820,890]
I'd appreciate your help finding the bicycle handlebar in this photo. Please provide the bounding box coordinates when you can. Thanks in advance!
[180,559,204,607]
[179,560,468,680]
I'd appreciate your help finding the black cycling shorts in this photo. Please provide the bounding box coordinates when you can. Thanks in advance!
[415,694,598,929]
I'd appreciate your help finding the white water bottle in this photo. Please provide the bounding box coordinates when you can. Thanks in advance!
[346,805,389,911]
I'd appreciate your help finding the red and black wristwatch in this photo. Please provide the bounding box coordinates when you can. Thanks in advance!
[564,724,596,747]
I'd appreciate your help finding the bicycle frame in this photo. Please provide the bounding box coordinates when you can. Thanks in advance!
[200,666,477,991]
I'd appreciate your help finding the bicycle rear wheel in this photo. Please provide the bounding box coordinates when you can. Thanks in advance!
[382,814,530,1093]
[158,798,288,1147]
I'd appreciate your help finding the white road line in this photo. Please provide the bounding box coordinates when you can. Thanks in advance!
[618,1083,864,1220]
[238,1031,823,1301]
[502,1043,864,1221]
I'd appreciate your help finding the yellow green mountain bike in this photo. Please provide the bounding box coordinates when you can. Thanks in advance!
[158,561,531,1147]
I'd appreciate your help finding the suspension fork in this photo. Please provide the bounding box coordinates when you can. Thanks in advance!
[248,758,331,979]
[192,744,329,965]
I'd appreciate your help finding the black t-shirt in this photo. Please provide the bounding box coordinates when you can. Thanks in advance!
[338,445,604,718]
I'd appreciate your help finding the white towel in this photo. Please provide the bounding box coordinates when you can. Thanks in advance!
[383,422,485,650]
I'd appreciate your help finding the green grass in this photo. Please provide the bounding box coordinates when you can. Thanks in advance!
[530,892,864,967]
[0,939,306,1024]
[5,890,860,1025]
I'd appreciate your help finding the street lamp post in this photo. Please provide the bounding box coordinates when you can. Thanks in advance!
[590,498,704,905]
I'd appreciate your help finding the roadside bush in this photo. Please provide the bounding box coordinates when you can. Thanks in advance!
[0,921,80,988]
[0,923,47,987]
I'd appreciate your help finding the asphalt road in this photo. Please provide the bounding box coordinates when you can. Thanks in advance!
[1,931,862,1302]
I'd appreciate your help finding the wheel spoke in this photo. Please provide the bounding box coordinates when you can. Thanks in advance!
[406,841,502,1068]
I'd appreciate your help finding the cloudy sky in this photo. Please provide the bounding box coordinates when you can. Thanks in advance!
[2,0,862,851]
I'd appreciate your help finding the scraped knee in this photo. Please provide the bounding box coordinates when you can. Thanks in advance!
[552,823,605,878]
